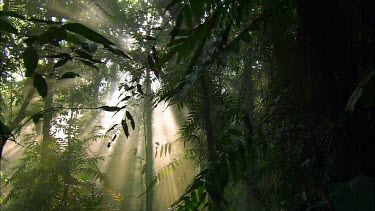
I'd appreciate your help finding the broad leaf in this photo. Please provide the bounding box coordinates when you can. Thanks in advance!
[0,19,18,34]
[126,111,135,130]
[62,23,115,46]
[23,46,39,77]
[32,113,43,124]
[105,124,119,136]
[160,145,164,158]
[79,60,99,71]
[37,27,66,45]
[99,106,122,112]
[0,11,25,19]
[54,56,72,69]
[122,119,129,138]
[137,84,144,95]
[61,72,81,79]
[165,0,180,13]
[33,74,48,98]
[81,42,98,53]
[104,45,131,59]
[74,50,93,59]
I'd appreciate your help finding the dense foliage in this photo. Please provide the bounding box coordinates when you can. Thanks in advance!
[1,0,374,210]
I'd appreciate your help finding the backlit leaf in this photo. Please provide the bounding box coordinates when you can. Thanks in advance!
[137,84,144,95]
[160,145,164,158]
[61,72,81,79]
[80,60,99,71]
[126,111,135,130]
[74,50,93,59]
[120,96,131,102]
[122,119,129,138]
[99,106,122,112]
[32,113,43,124]
[54,56,71,69]
[184,6,193,29]
[165,0,180,13]
[111,134,117,143]
[23,46,38,77]
[105,124,119,136]
[33,74,48,98]
[0,19,18,34]
[62,23,115,46]
[104,45,131,59]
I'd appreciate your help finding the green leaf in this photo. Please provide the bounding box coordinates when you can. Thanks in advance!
[171,29,193,37]
[160,145,164,158]
[33,74,48,98]
[120,96,131,102]
[0,11,25,19]
[171,10,184,38]
[105,124,119,136]
[126,111,135,130]
[61,72,81,79]
[54,56,72,69]
[0,19,18,34]
[82,42,98,53]
[184,6,193,29]
[192,24,208,49]
[0,120,11,140]
[176,39,193,63]
[257,128,267,156]
[166,38,187,47]
[346,71,375,111]
[157,45,180,67]
[191,191,198,206]
[74,50,93,59]
[62,23,115,46]
[165,0,180,13]
[37,27,66,45]
[45,53,71,59]
[104,45,131,59]
[65,33,82,45]
[79,60,99,71]
[23,46,39,77]
[32,113,43,124]
[227,129,242,136]
[143,35,156,40]
[190,0,204,23]
[136,84,144,95]
[28,17,62,24]
[168,143,172,154]
[228,152,237,181]
[99,106,122,112]
[121,119,129,138]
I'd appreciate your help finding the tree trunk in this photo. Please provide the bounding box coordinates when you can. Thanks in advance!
[200,75,216,159]
[144,68,154,211]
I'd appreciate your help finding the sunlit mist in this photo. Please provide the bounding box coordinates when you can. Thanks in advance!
[1,1,197,210]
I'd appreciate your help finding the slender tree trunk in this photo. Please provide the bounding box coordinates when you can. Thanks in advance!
[60,100,75,211]
[144,68,154,211]
[243,49,254,134]
[200,75,216,159]
[200,74,223,210]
